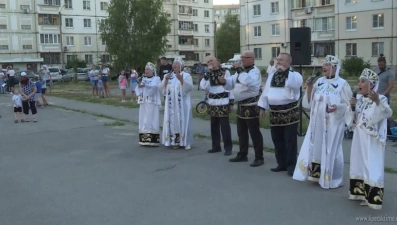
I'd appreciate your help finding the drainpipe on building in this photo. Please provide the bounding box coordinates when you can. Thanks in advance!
[246,0,249,50]
[34,0,40,67]
[390,0,394,66]
[59,11,63,69]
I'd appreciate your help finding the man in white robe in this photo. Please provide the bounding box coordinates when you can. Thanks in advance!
[292,55,353,188]
[348,68,393,210]
[160,57,193,150]
[258,53,303,176]
[136,62,162,146]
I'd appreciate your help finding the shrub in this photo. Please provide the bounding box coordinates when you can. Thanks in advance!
[341,56,371,77]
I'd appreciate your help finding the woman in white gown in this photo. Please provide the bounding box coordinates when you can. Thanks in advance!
[135,62,162,146]
[160,57,193,150]
[292,55,353,189]
[348,68,392,210]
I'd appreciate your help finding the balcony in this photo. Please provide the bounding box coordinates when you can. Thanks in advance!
[38,14,60,26]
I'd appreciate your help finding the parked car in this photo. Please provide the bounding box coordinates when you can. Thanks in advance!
[38,68,62,82]
[61,69,73,82]
[17,70,36,80]
[75,68,89,81]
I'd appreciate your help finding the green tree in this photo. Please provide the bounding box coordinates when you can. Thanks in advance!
[65,54,86,70]
[215,13,240,63]
[341,56,371,77]
[99,0,171,72]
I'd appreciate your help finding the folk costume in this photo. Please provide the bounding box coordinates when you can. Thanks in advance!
[136,62,162,146]
[160,57,193,150]
[200,67,234,155]
[224,65,264,165]
[348,68,393,210]
[292,55,353,188]
[258,66,303,175]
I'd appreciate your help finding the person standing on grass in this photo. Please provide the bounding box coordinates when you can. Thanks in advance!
[100,64,110,97]
[42,65,52,93]
[40,73,48,106]
[89,64,99,98]
[292,55,352,189]
[34,76,43,108]
[129,68,138,101]
[373,54,395,104]
[12,88,23,123]
[118,70,127,103]
[136,62,162,146]
[97,75,104,98]
[19,73,37,122]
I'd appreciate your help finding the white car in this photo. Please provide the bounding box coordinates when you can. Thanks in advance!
[38,67,62,82]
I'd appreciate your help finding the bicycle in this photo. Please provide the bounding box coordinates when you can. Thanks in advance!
[195,91,209,114]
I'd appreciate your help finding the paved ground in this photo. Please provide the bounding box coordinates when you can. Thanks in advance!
[1,94,397,225]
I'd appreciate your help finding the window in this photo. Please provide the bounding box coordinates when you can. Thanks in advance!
[85,54,93,64]
[41,53,60,64]
[204,10,209,17]
[100,2,108,10]
[102,54,110,63]
[66,55,73,63]
[253,4,261,16]
[319,0,331,5]
[179,5,192,14]
[44,0,60,5]
[102,39,106,45]
[83,1,91,10]
[346,43,357,56]
[40,34,60,44]
[345,0,357,3]
[193,38,198,46]
[371,42,384,57]
[64,0,72,9]
[271,47,280,58]
[294,19,307,27]
[313,42,335,57]
[346,16,357,30]
[193,24,198,32]
[205,39,210,47]
[293,0,309,8]
[372,14,384,28]
[84,19,91,28]
[20,5,30,10]
[84,37,92,46]
[0,4,6,8]
[0,45,9,50]
[254,48,262,59]
[23,45,33,50]
[167,44,172,49]
[314,17,334,31]
[271,24,280,35]
[0,24,7,29]
[66,36,74,46]
[271,2,279,13]
[166,13,171,17]
[254,26,261,37]
[38,14,60,25]
[204,0,209,3]
[65,18,73,28]
[180,51,195,60]
[21,25,31,30]
[194,53,199,61]
[178,36,193,45]
[193,9,198,16]
[179,21,193,30]
[205,25,210,33]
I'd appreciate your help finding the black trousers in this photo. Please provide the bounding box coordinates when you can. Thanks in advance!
[22,100,37,115]
[211,116,232,151]
[270,123,298,171]
[7,76,15,92]
[236,117,263,160]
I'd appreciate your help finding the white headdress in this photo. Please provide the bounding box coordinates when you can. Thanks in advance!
[360,68,379,92]
[173,57,184,71]
[324,55,341,78]
[145,62,157,76]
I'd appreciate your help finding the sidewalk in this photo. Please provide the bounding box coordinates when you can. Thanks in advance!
[39,95,397,170]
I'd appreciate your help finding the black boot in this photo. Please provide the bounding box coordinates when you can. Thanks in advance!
[250,159,264,167]
[270,166,287,172]
[207,149,221,153]
[229,155,248,162]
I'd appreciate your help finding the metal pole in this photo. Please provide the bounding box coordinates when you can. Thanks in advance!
[298,64,305,137]
[59,11,63,69]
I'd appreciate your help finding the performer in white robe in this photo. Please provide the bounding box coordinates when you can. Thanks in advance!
[348,68,393,210]
[160,57,193,150]
[292,55,353,189]
[136,62,162,146]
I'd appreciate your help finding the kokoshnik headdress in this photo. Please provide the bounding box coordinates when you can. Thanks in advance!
[145,62,157,76]
[324,55,341,78]
[173,57,184,72]
[360,68,379,92]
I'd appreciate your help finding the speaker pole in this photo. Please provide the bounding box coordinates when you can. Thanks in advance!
[298,64,306,137]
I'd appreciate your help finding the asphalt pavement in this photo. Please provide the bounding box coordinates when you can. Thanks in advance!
[0,94,397,225]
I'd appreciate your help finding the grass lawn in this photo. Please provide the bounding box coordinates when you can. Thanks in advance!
[49,81,138,108]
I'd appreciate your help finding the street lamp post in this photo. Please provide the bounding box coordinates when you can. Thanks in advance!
[59,5,65,69]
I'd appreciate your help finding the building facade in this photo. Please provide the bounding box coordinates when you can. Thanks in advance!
[162,0,215,65]
[214,4,240,29]
[0,0,110,72]
[240,0,397,70]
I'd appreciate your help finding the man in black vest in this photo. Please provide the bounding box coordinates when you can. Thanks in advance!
[159,57,172,81]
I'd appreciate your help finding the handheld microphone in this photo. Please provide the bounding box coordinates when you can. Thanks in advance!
[307,71,321,84]
[351,89,357,111]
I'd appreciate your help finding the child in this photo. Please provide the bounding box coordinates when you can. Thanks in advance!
[118,70,127,102]
[12,88,23,123]
[348,68,393,210]
[129,68,138,101]
[97,75,104,98]
[40,74,48,106]
[34,76,43,108]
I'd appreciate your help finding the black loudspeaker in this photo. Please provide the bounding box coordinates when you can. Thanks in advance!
[290,27,311,65]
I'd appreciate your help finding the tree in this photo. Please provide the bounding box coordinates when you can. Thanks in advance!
[99,0,171,72]
[215,13,240,63]
[341,56,371,77]
[65,54,86,70]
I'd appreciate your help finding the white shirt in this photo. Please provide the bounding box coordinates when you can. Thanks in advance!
[90,70,99,80]
[12,94,22,107]
[8,69,15,77]
[200,69,234,106]
[224,66,262,102]
[266,65,276,75]
[101,68,109,76]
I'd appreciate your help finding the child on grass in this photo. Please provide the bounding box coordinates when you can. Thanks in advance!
[118,70,127,102]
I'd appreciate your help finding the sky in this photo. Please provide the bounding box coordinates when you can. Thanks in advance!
[214,0,239,5]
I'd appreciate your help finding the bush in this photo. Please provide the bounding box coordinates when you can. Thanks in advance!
[341,56,371,77]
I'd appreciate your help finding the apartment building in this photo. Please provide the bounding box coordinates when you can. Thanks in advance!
[240,0,397,69]
[162,0,215,65]
[0,0,110,71]
[214,4,240,29]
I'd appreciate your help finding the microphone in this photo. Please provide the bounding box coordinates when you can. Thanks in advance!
[351,89,357,111]
[307,71,321,84]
